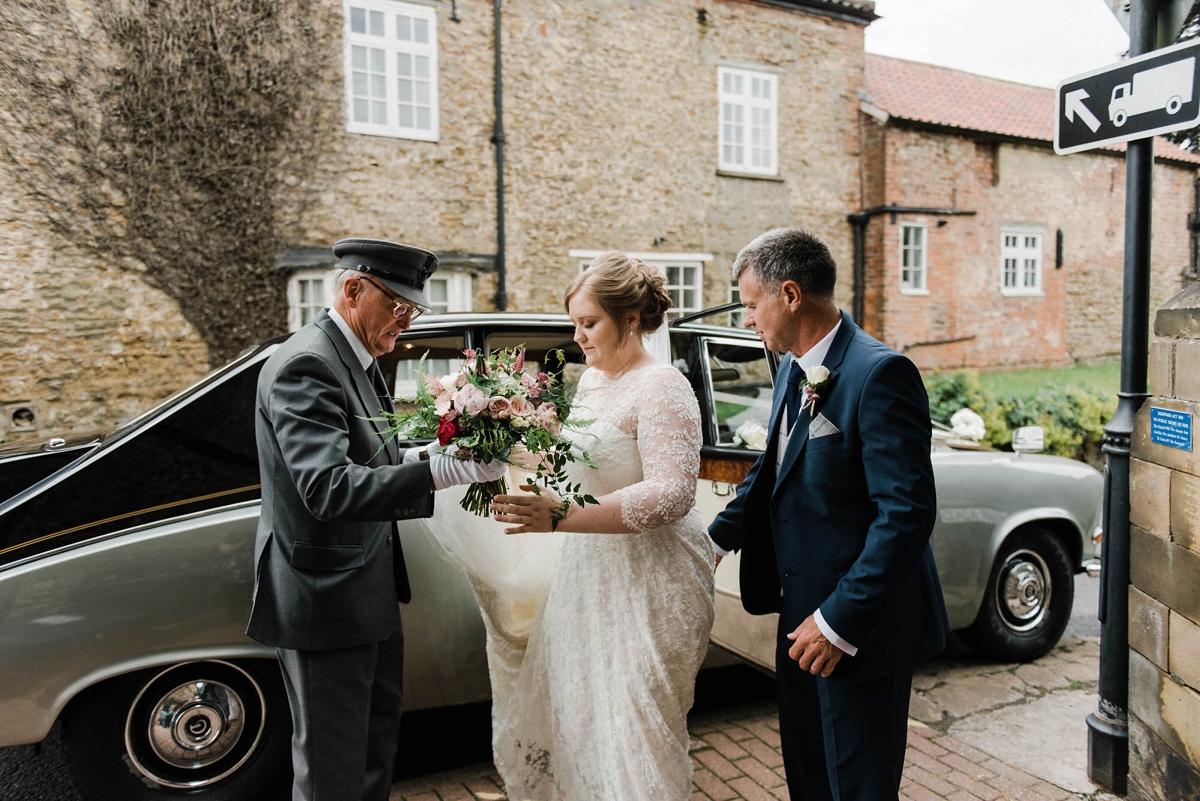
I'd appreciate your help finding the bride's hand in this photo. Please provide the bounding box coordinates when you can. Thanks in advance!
[491,485,565,534]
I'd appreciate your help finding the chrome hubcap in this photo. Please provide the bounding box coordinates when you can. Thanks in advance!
[996,549,1051,632]
[126,661,264,789]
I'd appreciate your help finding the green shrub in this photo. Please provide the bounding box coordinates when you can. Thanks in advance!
[923,370,1115,468]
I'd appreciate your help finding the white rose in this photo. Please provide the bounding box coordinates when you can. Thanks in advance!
[733,421,768,451]
[805,365,830,384]
[950,407,986,442]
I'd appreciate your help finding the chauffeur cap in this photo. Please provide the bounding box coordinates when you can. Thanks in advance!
[332,238,439,310]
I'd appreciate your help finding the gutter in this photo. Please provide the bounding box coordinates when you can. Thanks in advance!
[846,204,977,324]
[492,0,507,310]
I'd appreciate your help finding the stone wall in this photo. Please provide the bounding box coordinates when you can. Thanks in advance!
[862,122,1196,371]
[1127,284,1200,801]
[298,0,867,315]
[0,163,210,443]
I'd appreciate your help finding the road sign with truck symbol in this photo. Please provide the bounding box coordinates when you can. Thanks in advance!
[1055,38,1200,155]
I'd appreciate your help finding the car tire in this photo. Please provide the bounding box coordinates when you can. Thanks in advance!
[61,659,291,801]
[961,527,1074,662]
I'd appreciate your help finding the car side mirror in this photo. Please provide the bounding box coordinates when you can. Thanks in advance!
[1011,426,1045,454]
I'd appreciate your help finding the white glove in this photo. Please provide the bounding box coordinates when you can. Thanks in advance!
[427,445,508,491]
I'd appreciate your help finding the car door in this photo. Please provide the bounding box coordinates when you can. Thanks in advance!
[682,331,781,671]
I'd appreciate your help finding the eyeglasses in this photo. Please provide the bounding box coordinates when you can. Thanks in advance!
[361,276,425,320]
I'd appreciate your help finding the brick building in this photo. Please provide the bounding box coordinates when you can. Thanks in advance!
[1,0,876,440]
[858,54,1200,371]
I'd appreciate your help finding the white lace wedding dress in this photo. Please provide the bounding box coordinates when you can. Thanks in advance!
[423,362,715,800]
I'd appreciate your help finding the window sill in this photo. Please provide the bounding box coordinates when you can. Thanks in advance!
[716,169,785,183]
[345,126,440,143]
[899,289,930,296]
[1000,290,1044,298]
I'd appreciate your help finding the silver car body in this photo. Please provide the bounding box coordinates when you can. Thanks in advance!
[0,313,1102,752]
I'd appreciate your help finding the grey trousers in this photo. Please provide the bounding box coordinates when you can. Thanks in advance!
[276,626,404,801]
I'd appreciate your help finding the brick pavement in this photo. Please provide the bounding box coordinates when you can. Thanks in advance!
[388,707,1105,801]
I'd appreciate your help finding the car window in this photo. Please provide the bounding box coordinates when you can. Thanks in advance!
[0,361,263,564]
[484,329,586,395]
[703,337,773,450]
[384,333,468,400]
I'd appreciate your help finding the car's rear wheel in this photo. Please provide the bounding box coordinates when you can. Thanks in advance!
[961,527,1074,662]
[62,659,291,800]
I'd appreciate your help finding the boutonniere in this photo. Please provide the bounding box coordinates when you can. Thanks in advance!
[800,365,833,415]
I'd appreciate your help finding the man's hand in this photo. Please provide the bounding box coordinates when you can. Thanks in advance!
[786,614,843,677]
[713,553,723,569]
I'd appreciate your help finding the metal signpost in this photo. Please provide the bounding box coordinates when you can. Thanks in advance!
[1054,2,1197,794]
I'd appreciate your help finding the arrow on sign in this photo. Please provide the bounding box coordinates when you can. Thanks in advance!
[1064,89,1102,132]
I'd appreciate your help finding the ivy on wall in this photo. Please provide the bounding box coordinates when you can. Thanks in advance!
[0,0,342,364]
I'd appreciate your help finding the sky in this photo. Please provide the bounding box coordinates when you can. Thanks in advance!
[864,0,1132,89]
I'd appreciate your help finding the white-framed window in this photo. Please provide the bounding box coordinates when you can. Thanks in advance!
[1001,230,1043,295]
[729,280,744,327]
[288,269,335,331]
[425,272,473,314]
[572,250,712,319]
[900,224,928,294]
[718,66,778,176]
[343,0,439,141]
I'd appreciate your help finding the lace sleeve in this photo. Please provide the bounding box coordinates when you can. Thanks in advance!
[617,366,703,531]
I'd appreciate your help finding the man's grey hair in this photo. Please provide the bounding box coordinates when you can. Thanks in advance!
[731,227,837,298]
[333,267,354,289]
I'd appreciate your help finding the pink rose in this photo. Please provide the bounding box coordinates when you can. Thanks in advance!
[533,403,561,436]
[487,395,512,419]
[454,383,489,418]
[508,395,531,416]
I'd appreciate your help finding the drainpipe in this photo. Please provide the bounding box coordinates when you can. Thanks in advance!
[846,204,977,326]
[492,0,507,310]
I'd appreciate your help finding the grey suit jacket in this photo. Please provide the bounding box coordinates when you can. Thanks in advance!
[247,310,434,651]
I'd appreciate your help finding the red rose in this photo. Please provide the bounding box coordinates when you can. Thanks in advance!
[437,415,458,446]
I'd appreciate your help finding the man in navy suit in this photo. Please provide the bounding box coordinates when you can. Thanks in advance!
[710,228,949,800]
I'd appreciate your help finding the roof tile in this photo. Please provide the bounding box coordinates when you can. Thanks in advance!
[864,54,1200,165]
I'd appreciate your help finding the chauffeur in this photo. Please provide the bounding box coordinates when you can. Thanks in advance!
[247,239,506,801]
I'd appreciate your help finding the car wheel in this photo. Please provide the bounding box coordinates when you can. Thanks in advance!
[1112,109,1127,127]
[961,527,1074,662]
[61,659,291,800]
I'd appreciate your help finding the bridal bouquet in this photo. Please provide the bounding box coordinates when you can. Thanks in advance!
[381,348,597,521]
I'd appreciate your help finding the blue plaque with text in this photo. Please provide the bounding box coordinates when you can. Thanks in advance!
[1150,407,1193,451]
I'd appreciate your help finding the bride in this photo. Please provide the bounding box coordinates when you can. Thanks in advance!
[434,251,715,800]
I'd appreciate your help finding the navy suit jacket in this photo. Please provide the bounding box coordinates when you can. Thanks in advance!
[709,311,949,682]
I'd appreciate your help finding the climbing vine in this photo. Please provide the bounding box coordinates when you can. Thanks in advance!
[0,0,341,363]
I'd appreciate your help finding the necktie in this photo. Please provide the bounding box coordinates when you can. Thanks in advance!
[785,365,804,433]
[368,361,392,411]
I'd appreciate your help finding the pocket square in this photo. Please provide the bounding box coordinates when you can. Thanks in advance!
[809,413,841,439]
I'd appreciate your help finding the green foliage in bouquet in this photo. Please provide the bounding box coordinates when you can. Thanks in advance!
[380,348,598,524]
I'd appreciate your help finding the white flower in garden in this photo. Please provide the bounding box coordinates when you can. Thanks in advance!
[950,407,986,442]
[733,421,768,451]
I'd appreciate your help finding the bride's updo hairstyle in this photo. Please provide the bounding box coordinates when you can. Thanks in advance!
[563,251,673,345]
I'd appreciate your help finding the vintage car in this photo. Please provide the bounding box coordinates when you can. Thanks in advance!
[0,311,1103,800]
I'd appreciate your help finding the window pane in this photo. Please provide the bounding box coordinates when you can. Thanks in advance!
[666,266,681,283]
[352,72,368,95]
[398,78,413,102]
[722,72,732,93]
[369,10,384,36]
[429,278,449,304]
[353,98,369,122]
[350,7,366,33]
[399,104,414,127]
[733,74,742,94]
[371,74,386,98]
[415,18,429,43]
[416,56,429,79]
[371,48,385,72]
[416,80,430,104]
[707,341,772,446]
[372,101,386,123]
[1026,236,1037,248]
[762,79,772,100]
[397,52,411,75]
[352,45,367,70]
[416,106,430,129]
[397,14,411,40]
